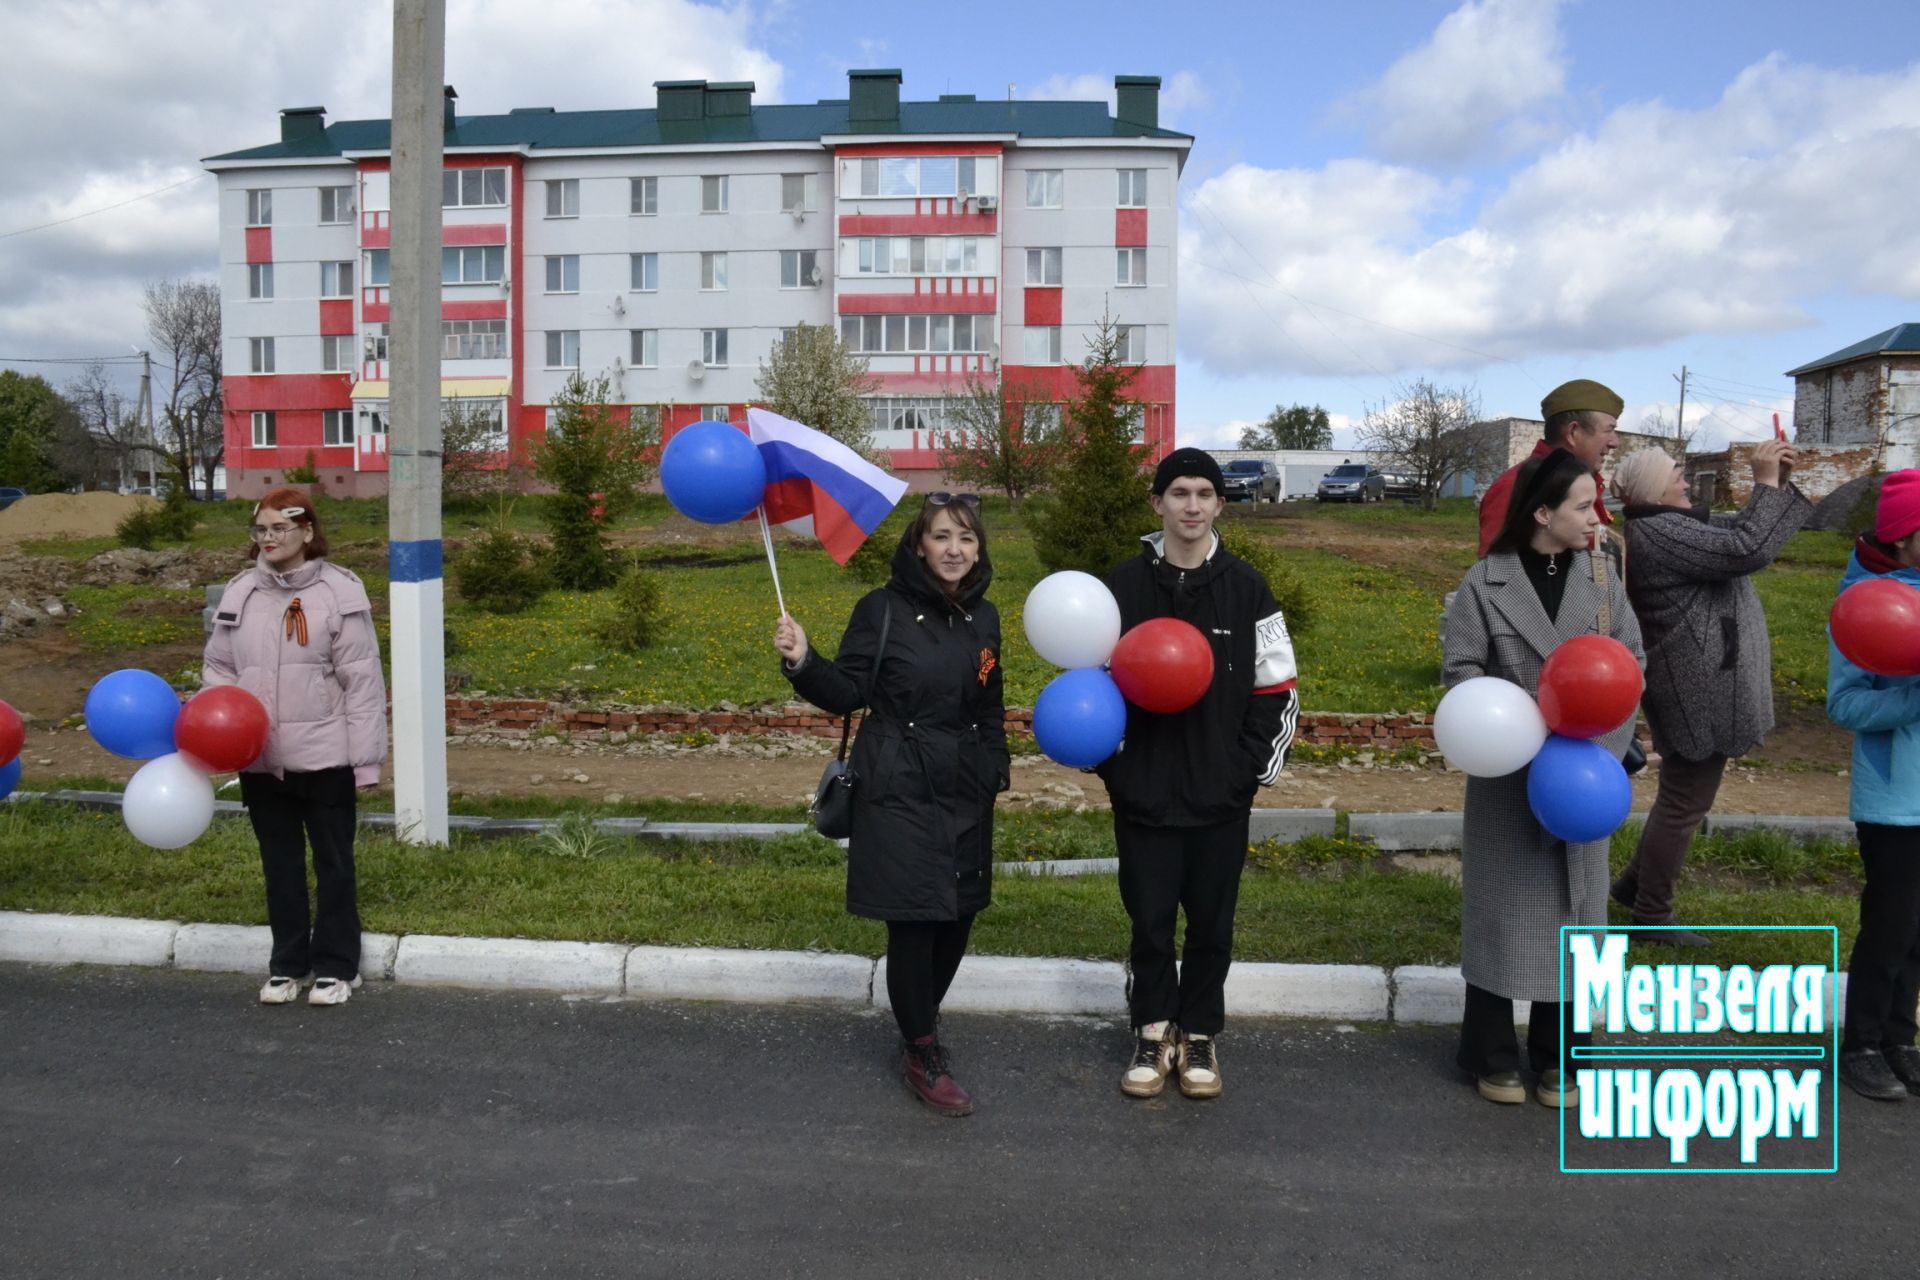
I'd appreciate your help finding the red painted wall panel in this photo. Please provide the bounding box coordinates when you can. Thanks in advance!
[245,227,272,263]
[318,299,354,336]
[833,142,1003,156]
[1115,208,1148,247]
[442,299,508,320]
[223,373,353,412]
[838,212,998,236]
[838,292,996,315]
[361,225,392,249]
[1024,287,1062,326]
[444,223,508,246]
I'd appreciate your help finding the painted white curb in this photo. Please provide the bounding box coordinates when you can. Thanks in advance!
[0,911,175,968]
[625,946,874,1005]
[173,923,271,973]
[1389,965,1468,1025]
[1228,963,1390,1020]
[393,935,627,994]
[884,954,1126,1016]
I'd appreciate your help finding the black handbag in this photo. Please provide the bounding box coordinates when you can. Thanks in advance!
[811,602,890,840]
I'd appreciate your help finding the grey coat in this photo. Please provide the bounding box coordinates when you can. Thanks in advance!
[1442,551,1646,1002]
[1621,483,1812,762]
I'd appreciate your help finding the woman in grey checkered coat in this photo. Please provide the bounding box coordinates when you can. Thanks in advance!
[1443,449,1645,1108]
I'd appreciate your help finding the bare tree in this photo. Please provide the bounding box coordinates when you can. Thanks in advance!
[935,375,1061,507]
[441,396,520,503]
[65,361,149,490]
[753,322,880,460]
[1355,379,1490,511]
[142,279,223,497]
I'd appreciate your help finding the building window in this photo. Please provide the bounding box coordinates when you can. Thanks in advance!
[1118,324,1146,363]
[246,189,272,226]
[367,249,390,286]
[249,337,275,374]
[319,185,356,224]
[1118,169,1147,208]
[853,156,977,199]
[442,319,507,360]
[247,263,274,300]
[321,261,354,298]
[630,176,658,215]
[546,178,579,218]
[544,255,580,293]
[442,167,507,208]
[630,329,658,367]
[363,324,389,364]
[1024,248,1062,286]
[701,328,728,367]
[1120,402,1146,442]
[700,252,728,290]
[545,331,579,369]
[1026,402,1063,435]
[856,236,982,276]
[443,399,506,450]
[838,313,987,354]
[702,404,732,422]
[629,252,659,291]
[321,335,354,372]
[865,396,965,441]
[781,172,807,213]
[1117,247,1147,287]
[701,175,728,213]
[251,411,276,446]
[441,245,505,284]
[322,408,352,447]
[1025,170,1063,209]
[1023,327,1061,364]
[780,249,819,289]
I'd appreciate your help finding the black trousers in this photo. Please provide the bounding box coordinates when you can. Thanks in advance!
[1116,814,1248,1037]
[1843,822,1920,1052]
[1457,983,1592,1076]
[239,767,362,981]
[1616,752,1728,924]
[886,914,976,1042]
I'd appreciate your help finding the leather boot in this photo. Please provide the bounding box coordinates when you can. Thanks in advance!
[903,1035,974,1117]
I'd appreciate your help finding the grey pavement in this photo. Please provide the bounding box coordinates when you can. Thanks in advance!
[2,966,1916,1278]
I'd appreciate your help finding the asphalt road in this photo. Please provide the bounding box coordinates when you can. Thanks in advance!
[2,966,1915,1278]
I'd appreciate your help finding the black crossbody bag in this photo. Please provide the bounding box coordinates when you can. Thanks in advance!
[811,602,892,839]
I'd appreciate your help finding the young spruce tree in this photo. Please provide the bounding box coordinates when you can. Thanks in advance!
[1028,314,1156,576]
[529,373,659,590]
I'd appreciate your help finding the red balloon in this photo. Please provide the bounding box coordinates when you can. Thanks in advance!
[1537,635,1643,739]
[174,686,271,773]
[1109,618,1215,714]
[0,698,21,765]
[1831,578,1920,678]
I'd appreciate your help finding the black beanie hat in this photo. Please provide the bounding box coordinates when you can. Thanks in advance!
[1152,447,1226,496]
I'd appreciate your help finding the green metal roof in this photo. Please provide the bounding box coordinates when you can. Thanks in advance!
[204,97,1192,164]
[1786,323,1920,377]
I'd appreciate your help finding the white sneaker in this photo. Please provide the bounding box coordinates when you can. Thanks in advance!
[1121,1021,1178,1098]
[259,976,304,1005]
[307,975,363,1006]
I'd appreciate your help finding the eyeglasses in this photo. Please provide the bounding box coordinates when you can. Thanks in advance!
[249,524,301,542]
[925,492,981,509]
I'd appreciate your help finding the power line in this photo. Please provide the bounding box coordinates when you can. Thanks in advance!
[0,175,201,241]
[0,354,146,366]
[1685,369,1793,398]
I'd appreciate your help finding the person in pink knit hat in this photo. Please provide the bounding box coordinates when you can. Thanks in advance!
[203,488,387,1007]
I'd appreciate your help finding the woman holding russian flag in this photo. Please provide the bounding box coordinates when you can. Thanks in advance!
[773,493,1009,1118]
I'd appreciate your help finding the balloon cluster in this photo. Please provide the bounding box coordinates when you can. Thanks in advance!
[660,422,767,524]
[1830,578,1920,678]
[0,698,23,802]
[1022,572,1216,768]
[1433,635,1642,844]
[84,670,269,850]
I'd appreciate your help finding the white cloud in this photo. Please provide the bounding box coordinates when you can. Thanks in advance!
[1338,0,1569,167]
[1024,70,1209,128]
[1629,395,1793,452]
[1181,54,1920,380]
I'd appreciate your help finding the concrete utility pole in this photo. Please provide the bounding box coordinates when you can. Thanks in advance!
[1673,365,1688,441]
[387,0,450,845]
[134,350,153,490]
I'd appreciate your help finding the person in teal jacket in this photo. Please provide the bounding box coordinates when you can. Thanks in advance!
[1828,468,1920,1102]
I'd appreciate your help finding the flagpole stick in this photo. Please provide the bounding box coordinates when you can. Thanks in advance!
[756,505,788,617]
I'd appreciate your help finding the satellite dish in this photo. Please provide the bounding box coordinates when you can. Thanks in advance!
[687,358,706,382]
[807,265,824,287]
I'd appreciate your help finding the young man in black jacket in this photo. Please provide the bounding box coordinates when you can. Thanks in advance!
[1100,447,1300,1099]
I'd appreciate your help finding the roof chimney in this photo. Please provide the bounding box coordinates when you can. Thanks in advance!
[1114,75,1161,131]
[704,82,755,118]
[849,69,902,127]
[655,79,706,122]
[443,84,458,132]
[279,106,327,142]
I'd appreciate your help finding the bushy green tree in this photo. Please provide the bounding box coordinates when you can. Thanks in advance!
[0,370,76,492]
[528,373,660,590]
[1027,315,1156,576]
[1239,403,1333,451]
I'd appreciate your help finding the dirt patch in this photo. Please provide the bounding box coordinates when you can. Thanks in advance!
[0,492,155,547]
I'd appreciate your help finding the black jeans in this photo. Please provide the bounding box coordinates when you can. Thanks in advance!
[1116,814,1249,1037]
[886,914,976,1042]
[1457,983,1592,1076]
[239,767,361,981]
[1843,822,1920,1052]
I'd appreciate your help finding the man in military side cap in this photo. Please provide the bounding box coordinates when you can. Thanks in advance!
[1475,379,1624,557]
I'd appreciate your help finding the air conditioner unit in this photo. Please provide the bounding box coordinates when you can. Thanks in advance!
[976,195,998,212]
[686,358,706,383]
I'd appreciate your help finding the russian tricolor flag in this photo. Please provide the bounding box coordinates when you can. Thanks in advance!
[748,407,909,564]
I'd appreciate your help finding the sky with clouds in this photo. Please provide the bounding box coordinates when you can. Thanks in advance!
[2,0,1916,452]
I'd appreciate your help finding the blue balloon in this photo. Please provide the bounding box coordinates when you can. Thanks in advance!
[0,755,19,801]
[660,422,767,524]
[84,669,182,760]
[1032,668,1127,769]
[1527,734,1632,844]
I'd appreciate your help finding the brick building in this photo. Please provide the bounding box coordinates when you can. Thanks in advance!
[1787,322,1920,472]
[201,72,1191,498]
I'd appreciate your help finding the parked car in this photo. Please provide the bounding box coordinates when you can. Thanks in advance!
[1219,458,1281,503]
[1317,463,1386,503]
[0,486,26,511]
[1381,471,1422,501]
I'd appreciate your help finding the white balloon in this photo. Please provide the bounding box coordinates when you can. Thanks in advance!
[1433,677,1549,778]
[123,751,217,849]
[1023,571,1123,670]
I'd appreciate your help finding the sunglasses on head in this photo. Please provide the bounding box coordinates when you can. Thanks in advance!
[925,492,981,509]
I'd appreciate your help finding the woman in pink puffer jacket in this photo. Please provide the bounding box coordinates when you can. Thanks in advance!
[202,488,387,1007]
